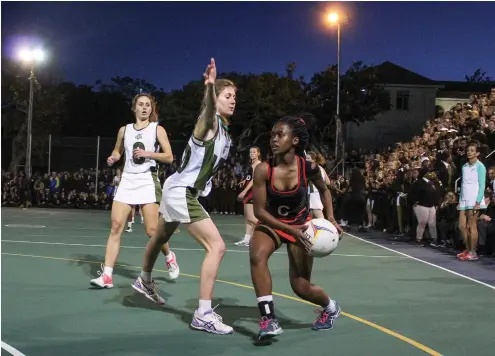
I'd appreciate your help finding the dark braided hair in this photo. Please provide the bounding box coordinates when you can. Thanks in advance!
[277,113,315,156]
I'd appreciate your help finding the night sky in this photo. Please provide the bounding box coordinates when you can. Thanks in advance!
[2,1,494,91]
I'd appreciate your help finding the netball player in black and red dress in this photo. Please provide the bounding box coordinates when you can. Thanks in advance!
[250,114,343,340]
[235,146,262,246]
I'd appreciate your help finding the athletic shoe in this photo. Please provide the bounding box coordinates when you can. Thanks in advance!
[312,301,341,330]
[190,307,234,335]
[131,276,165,305]
[457,250,468,259]
[234,239,249,247]
[257,316,283,340]
[460,252,479,261]
[166,251,180,280]
[90,264,114,288]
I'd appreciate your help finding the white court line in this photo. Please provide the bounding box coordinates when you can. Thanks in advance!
[346,232,495,291]
[3,223,244,231]
[1,239,405,258]
[1,341,27,356]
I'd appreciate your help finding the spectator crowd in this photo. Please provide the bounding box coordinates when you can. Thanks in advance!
[3,88,495,259]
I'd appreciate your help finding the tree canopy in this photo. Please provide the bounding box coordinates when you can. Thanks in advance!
[1,57,391,171]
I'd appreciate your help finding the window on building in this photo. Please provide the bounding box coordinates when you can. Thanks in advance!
[396,91,410,111]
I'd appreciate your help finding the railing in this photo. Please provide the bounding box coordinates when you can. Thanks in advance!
[23,135,188,195]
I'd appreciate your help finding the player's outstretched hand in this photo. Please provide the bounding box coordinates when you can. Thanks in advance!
[203,58,217,85]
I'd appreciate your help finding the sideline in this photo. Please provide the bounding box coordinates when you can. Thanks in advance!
[1,341,27,356]
[1,239,405,259]
[1,252,442,356]
[345,232,495,291]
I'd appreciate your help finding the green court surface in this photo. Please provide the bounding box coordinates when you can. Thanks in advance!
[1,208,494,356]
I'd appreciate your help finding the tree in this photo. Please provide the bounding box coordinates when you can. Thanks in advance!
[232,72,313,152]
[1,58,68,172]
[465,69,492,83]
[307,61,391,149]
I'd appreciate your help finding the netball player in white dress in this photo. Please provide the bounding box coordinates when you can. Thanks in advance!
[90,94,180,288]
[132,58,236,335]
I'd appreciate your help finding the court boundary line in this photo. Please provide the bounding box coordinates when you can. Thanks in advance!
[1,240,405,259]
[346,232,495,291]
[1,252,442,356]
[1,341,27,356]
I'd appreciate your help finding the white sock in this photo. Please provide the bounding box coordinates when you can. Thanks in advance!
[127,221,132,228]
[140,271,152,282]
[198,299,212,315]
[244,234,251,241]
[103,266,113,277]
[256,295,273,303]
[325,298,337,313]
[165,252,173,263]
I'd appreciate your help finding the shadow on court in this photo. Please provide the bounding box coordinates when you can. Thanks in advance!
[120,293,312,346]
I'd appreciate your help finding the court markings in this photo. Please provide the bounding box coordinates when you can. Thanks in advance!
[4,224,46,229]
[346,232,495,291]
[3,222,244,232]
[1,252,442,356]
[1,341,27,356]
[1,239,405,259]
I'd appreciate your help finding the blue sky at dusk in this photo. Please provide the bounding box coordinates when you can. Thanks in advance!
[2,1,494,91]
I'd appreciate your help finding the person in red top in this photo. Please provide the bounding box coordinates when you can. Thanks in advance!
[250,114,343,341]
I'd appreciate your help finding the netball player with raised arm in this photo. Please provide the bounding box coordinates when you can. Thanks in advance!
[90,93,180,288]
[235,146,262,246]
[132,58,236,335]
[249,115,343,340]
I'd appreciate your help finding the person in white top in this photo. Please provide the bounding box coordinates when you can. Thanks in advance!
[90,93,179,288]
[457,141,487,261]
[132,58,236,335]
[306,151,331,219]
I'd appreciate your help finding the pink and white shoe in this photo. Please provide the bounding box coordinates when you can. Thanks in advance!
[90,264,114,288]
[166,251,180,280]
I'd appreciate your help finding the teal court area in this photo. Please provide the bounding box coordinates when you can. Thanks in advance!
[1,207,494,356]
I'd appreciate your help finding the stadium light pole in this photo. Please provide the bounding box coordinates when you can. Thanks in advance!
[18,48,45,178]
[327,12,343,172]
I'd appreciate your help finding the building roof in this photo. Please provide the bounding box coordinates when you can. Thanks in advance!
[373,61,438,86]
[436,81,494,94]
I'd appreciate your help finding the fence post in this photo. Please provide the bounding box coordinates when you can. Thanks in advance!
[95,136,100,196]
[48,134,52,174]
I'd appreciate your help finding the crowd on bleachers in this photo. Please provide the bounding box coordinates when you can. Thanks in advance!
[3,88,495,258]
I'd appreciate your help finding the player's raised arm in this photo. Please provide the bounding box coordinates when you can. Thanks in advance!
[193,58,218,140]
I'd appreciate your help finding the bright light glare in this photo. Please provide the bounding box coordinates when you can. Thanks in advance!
[327,12,339,23]
[18,48,45,63]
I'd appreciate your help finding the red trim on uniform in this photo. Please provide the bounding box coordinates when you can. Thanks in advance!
[242,191,253,204]
[272,215,312,243]
[302,156,308,186]
[270,156,301,195]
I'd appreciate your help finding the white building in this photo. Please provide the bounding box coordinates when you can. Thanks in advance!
[346,61,443,150]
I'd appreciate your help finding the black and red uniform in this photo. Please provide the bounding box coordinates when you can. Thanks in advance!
[255,155,319,246]
[242,165,254,204]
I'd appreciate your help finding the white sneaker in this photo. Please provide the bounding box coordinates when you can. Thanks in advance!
[90,264,114,288]
[190,307,233,335]
[166,251,180,280]
[234,239,249,246]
